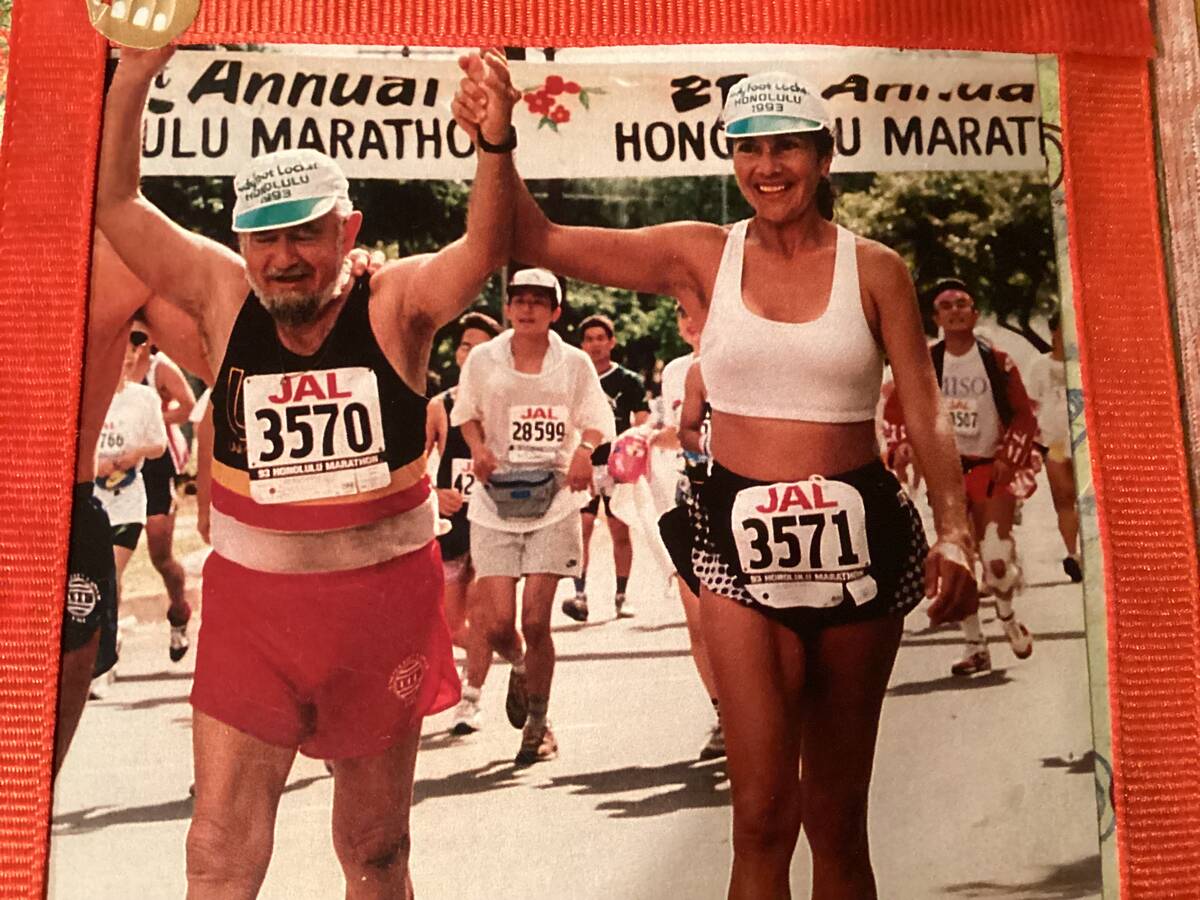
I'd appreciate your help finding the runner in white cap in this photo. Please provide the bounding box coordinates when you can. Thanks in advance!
[451,267,615,765]
[98,45,518,897]
[457,65,977,898]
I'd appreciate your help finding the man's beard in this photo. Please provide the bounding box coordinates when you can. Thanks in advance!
[247,266,346,328]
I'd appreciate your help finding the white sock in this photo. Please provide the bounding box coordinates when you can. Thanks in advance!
[961,613,985,645]
[462,685,481,703]
[995,594,1015,621]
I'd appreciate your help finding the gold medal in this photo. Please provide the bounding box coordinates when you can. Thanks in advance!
[85,0,200,49]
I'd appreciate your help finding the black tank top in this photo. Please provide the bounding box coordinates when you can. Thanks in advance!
[212,277,427,475]
[435,388,471,489]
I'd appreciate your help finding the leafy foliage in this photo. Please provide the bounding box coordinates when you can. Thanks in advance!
[835,171,1058,345]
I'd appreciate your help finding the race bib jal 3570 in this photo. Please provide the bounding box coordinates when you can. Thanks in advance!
[243,367,391,505]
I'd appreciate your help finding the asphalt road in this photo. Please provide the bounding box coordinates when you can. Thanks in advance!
[48,478,1105,899]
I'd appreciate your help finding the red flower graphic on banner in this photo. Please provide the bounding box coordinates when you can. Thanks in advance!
[521,74,603,132]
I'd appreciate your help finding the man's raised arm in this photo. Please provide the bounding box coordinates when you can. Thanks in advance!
[96,46,243,321]
[375,49,518,329]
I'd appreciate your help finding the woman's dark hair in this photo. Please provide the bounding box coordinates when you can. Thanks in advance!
[812,128,836,221]
[457,311,501,340]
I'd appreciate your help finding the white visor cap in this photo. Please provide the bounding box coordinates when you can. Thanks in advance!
[722,72,832,138]
[232,149,351,233]
[507,267,563,307]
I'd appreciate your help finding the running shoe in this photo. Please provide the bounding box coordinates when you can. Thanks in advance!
[999,614,1034,659]
[614,595,636,619]
[169,624,190,662]
[950,644,992,677]
[451,694,483,735]
[699,723,726,760]
[514,720,557,766]
[1062,555,1083,583]
[562,595,589,622]
[505,668,529,728]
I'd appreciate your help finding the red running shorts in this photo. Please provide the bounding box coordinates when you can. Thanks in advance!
[963,460,998,505]
[191,540,460,760]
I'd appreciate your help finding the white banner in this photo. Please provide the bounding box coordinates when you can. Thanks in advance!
[140,49,1047,179]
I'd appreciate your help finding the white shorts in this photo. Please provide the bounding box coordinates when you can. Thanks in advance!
[470,515,584,579]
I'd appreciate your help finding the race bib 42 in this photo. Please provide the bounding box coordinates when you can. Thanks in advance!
[244,367,391,504]
[731,477,876,610]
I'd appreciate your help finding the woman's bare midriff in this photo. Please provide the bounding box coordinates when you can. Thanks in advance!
[709,411,880,482]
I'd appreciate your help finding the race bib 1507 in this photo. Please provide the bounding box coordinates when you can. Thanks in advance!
[243,367,391,504]
[947,397,981,438]
[507,404,568,466]
[731,477,876,610]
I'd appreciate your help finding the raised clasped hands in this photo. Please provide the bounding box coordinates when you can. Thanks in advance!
[452,48,521,146]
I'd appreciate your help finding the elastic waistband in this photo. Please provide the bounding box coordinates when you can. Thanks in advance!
[960,456,993,473]
[709,457,894,494]
[211,493,437,575]
[73,482,95,504]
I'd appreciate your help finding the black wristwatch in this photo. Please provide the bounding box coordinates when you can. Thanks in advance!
[476,126,518,154]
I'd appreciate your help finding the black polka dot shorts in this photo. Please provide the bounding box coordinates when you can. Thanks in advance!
[690,459,928,635]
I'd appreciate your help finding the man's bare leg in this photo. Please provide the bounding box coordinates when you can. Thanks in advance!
[54,631,100,776]
[146,510,191,626]
[331,728,421,900]
[516,574,561,763]
[187,711,296,900]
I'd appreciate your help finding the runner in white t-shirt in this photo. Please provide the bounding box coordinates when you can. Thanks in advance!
[451,268,615,766]
[654,303,723,759]
[94,327,169,580]
[1024,313,1082,582]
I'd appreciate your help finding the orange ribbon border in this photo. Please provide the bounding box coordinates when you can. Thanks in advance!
[3,2,1195,898]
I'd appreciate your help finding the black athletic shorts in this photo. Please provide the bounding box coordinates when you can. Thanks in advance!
[691,459,928,634]
[64,483,119,677]
[659,502,699,596]
[111,522,144,551]
[583,492,613,517]
[141,451,176,517]
[436,509,470,562]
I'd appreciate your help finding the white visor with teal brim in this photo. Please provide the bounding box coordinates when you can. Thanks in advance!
[721,72,832,138]
[232,149,350,233]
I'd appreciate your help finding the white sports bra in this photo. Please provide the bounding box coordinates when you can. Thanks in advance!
[700,220,883,422]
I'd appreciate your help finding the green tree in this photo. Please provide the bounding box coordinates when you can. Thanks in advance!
[835,171,1058,348]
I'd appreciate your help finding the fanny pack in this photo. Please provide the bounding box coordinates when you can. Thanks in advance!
[483,469,560,519]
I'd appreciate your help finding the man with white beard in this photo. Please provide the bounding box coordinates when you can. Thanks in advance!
[96,44,518,899]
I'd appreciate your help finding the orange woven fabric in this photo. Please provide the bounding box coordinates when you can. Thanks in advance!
[182,0,1155,56]
[0,2,1191,899]
[1060,53,1200,896]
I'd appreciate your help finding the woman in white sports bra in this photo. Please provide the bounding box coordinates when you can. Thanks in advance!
[457,65,977,900]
